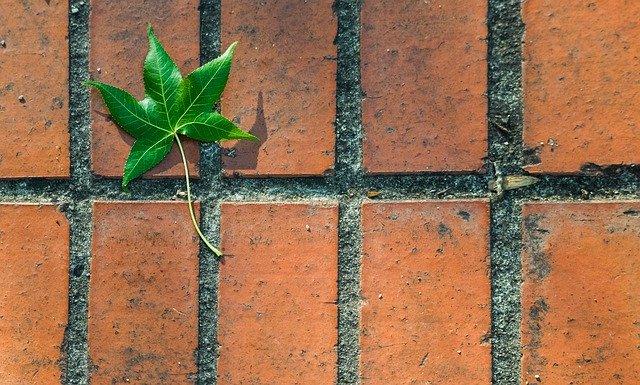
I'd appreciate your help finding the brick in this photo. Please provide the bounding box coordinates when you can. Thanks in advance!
[89,1,199,179]
[360,200,491,384]
[0,204,69,384]
[220,0,336,176]
[361,1,488,174]
[89,202,199,384]
[218,202,338,384]
[522,202,640,384]
[0,1,69,177]
[523,1,640,173]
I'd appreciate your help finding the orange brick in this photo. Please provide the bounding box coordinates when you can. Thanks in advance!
[218,202,338,384]
[522,202,640,384]
[89,1,199,179]
[0,204,69,384]
[0,1,69,177]
[220,0,336,176]
[361,1,488,173]
[523,1,640,173]
[89,202,199,385]
[361,200,491,384]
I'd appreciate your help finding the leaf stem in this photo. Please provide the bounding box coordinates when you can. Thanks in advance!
[174,134,223,257]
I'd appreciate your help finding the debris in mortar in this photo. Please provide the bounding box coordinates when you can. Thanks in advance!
[490,162,540,199]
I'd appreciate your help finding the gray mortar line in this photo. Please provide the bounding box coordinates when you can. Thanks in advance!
[525,174,640,199]
[6,169,640,202]
[334,0,362,383]
[60,201,92,385]
[487,0,525,383]
[6,172,640,201]
[489,197,523,385]
[64,0,92,384]
[197,201,222,385]
[336,200,362,385]
[197,0,222,383]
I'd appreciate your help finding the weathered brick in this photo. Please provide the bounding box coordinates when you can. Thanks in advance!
[361,1,488,173]
[89,202,199,384]
[360,200,491,384]
[522,202,640,384]
[0,204,69,384]
[220,0,336,176]
[0,1,69,177]
[218,202,338,384]
[89,1,199,179]
[523,1,640,173]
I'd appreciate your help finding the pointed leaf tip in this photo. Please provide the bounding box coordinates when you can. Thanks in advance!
[143,22,182,127]
[246,132,260,141]
[224,41,238,58]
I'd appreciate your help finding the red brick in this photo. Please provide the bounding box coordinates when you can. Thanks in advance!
[523,1,640,173]
[220,0,336,176]
[218,202,338,384]
[89,1,199,179]
[0,204,69,384]
[0,1,69,177]
[89,202,199,384]
[522,202,640,384]
[361,1,488,173]
[360,200,491,384]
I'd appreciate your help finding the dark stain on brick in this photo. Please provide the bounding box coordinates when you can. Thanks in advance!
[579,162,628,176]
[575,344,612,365]
[51,96,64,110]
[109,30,132,42]
[123,347,160,368]
[236,25,258,37]
[457,210,471,221]
[480,332,491,345]
[39,33,50,48]
[437,222,452,238]
[523,214,551,280]
[622,209,640,217]
[523,146,542,166]
[112,347,169,384]
[525,297,550,373]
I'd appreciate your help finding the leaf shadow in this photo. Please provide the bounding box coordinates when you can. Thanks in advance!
[222,91,267,171]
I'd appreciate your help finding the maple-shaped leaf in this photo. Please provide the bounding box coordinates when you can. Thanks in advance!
[85,25,257,190]
[84,24,258,258]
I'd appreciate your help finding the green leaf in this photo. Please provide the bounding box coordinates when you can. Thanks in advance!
[85,25,254,190]
[83,81,160,139]
[175,42,237,121]
[139,97,170,128]
[143,25,182,126]
[122,134,174,189]
[177,112,258,142]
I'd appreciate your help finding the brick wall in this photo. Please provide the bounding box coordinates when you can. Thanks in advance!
[1,1,639,384]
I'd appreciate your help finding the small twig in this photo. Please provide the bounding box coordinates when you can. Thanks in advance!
[419,353,429,367]
[489,118,510,134]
